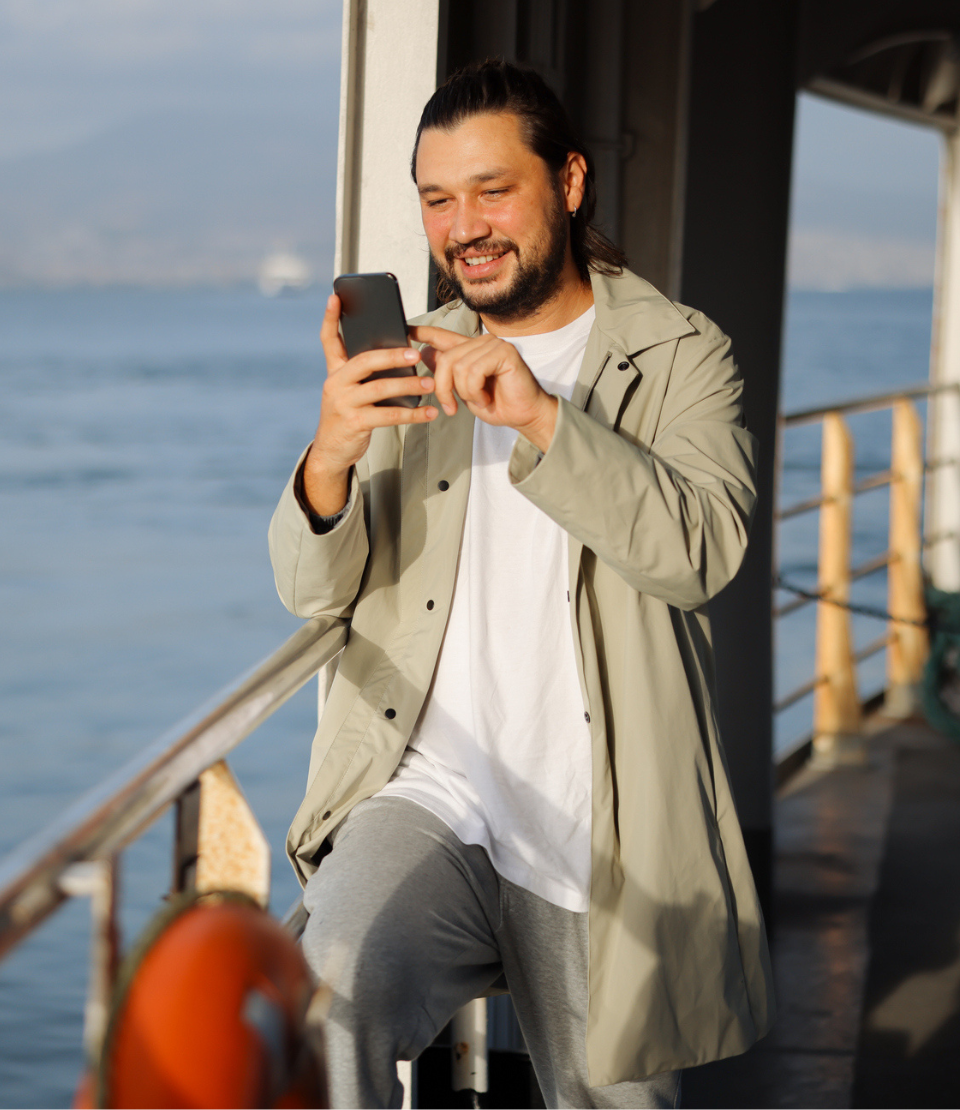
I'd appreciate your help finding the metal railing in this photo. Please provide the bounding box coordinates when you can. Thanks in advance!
[774,382,959,773]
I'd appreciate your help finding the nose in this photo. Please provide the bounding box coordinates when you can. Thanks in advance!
[450,199,492,245]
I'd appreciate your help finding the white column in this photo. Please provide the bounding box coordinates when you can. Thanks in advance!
[335,0,441,318]
[928,126,960,592]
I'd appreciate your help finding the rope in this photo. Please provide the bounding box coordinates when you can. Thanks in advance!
[774,576,930,628]
[776,577,960,744]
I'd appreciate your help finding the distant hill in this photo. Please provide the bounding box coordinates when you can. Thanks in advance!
[0,103,938,292]
[0,109,338,287]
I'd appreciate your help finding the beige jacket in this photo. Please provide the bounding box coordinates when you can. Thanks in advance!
[269,268,775,1085]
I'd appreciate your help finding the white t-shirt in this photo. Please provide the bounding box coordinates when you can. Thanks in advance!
[376,305,596,911]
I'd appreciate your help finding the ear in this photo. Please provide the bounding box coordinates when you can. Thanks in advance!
[561,151,588,214]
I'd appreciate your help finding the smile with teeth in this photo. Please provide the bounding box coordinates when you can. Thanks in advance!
[462,253,505,266]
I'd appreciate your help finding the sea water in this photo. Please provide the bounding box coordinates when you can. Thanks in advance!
[0,284,934,1106]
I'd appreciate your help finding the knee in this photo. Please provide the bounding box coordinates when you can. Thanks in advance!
[302,910,435,1056]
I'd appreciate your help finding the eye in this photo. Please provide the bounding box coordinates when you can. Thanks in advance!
[425,197,449,208]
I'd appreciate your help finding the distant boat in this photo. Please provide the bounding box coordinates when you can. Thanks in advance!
[258,250,313,296]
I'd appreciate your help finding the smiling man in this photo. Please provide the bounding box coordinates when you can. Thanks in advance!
[270,60,774,1110]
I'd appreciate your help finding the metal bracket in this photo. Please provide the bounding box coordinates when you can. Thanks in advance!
[194,760,271,907]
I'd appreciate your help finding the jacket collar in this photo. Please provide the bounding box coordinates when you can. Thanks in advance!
[589,268,695,356]
[434,267,695,355]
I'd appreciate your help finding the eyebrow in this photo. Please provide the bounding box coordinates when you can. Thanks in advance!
[417,169,511,196]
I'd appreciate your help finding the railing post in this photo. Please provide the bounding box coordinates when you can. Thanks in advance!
[59,857,121,1063]
[813,413,864,765]
[452,998,489,1098]
[886,399,929,717]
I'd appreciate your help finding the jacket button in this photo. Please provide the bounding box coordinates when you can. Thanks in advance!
[438,480,450,491]
[426,599,435,610]
[584,712,591,724]
[617,361,629,371]
[322,810,332,820]
[385,708,396,719]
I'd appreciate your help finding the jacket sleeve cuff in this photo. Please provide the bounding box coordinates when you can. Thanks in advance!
[269,445,368,617]
[508,394,573,488]
[294,455,355,535]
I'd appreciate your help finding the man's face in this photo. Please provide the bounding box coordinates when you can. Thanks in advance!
[415,112,572,322]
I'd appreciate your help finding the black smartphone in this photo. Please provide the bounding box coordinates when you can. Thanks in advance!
[333,272,420,408]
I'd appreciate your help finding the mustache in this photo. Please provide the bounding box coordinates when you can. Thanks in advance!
[444,238,518,264]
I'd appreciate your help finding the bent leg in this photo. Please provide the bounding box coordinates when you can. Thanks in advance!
[301,797,503,1109]
[497,879,681,1109]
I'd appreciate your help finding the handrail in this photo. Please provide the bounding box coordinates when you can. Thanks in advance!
[0,617,347,959]
[780,381,956,427]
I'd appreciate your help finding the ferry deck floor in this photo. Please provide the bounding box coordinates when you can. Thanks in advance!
[682,712,960,1108]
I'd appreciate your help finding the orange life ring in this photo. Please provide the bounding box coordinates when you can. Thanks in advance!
[75,892,327,1109]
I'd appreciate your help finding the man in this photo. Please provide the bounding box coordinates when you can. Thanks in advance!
[270,60,774,1110]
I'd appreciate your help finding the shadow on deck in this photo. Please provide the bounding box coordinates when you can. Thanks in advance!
[683,714,960,1108]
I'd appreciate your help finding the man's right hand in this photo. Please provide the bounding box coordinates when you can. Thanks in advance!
[302,294,438,517]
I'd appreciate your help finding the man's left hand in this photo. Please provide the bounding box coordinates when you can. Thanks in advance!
[410,325,558,453]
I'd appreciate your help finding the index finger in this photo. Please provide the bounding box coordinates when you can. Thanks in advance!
[408,325,473,352]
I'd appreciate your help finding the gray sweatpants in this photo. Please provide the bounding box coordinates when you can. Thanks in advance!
[301,796,681,1109]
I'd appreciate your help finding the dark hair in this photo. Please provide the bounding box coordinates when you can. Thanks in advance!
[411,59,627,297]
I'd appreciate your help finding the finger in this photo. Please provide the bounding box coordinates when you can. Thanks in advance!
[455,368,492,410]
[409,325,474,352]
[449,344,502,408]
[320,295,349,369]
[461,363,493,409]
[350,374,435,406]
[359,402,439,428]
[428,336,504,416]
[340,346,422,384]
[431,352,459,416]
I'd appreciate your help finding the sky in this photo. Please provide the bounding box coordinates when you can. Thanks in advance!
[0,0,946,290]
[789,92,942,289]
[0,0,343,159]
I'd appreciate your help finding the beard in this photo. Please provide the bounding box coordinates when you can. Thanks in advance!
[435,190,569,323]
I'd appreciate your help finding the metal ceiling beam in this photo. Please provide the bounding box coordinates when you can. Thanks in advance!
[808,74,958,133]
